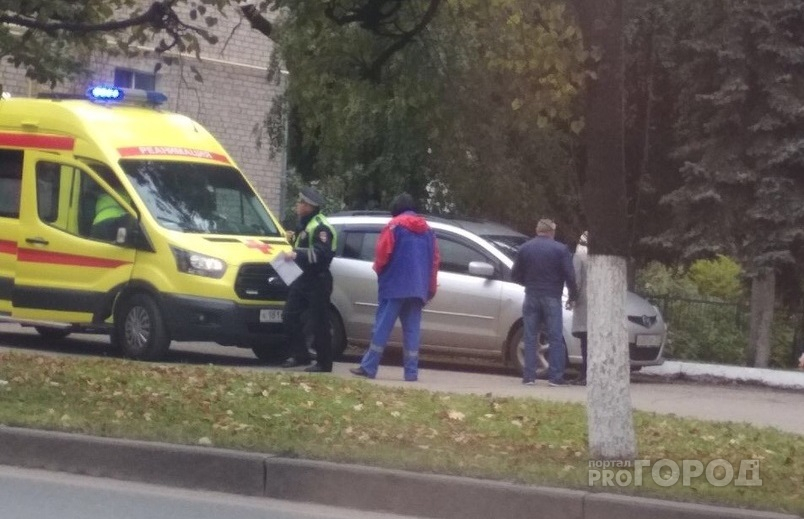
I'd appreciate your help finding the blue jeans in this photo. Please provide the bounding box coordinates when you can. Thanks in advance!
[359,297,424,381]
[522,295,565,383]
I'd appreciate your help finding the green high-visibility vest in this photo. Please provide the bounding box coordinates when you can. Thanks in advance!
[295,213,337,251]
[92,193,126,226]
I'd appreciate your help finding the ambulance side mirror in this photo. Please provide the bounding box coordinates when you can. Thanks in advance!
[115,214,143,249]
[114,226,127,245]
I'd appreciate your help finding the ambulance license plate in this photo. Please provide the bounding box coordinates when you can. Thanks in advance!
[636,334,662,347]
[259,309,283,323]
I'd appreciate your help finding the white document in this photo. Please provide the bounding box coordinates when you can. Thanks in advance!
[270,254,303,286]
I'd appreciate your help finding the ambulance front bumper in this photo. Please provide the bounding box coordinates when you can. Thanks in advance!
[161,293,285,346]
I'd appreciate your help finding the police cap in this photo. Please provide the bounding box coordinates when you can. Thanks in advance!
[298,186,325,207]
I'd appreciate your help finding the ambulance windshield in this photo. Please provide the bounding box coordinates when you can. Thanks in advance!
[120,160,281,236]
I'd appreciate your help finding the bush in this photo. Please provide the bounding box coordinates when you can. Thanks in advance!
[638,259,800,367]
[651,295,747,363]
[636,261,700,298]
[686,255,744,301]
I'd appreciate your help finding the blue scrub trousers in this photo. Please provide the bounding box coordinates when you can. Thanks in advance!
[359,297,424,381]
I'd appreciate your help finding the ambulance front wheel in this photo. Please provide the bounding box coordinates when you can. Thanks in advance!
[113,293,171,361]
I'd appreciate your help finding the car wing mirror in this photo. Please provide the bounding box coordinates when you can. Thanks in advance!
[468,261,495,278]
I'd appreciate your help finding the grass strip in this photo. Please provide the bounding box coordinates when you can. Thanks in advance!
[0,352,800,515]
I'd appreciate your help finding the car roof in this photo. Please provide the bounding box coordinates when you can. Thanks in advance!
[327,212,519,265]
[329,211,527,238]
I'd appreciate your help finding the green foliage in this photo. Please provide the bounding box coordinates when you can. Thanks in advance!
[652,296,747,363]
[0,0,234,87]
[274,0,588,231]
[640,260,800,367]
[275,0,440,205]
[622,0,688,262]
[636,261,701,298]
[686,255,744,302]
[657,0,804,281]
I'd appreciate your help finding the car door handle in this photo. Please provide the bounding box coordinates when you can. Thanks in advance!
[25,237,49,245]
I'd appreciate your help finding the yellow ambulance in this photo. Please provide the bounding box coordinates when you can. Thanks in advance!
[0,86,291,361]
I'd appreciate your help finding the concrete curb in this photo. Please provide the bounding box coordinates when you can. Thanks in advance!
[0,425,266,496]
[640,361,804,391]
[0,426,799,519]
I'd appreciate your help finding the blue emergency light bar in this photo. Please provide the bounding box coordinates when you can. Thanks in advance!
[86,85,168,106]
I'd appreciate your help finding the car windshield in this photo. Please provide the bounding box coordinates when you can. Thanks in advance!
[119,160,281,236]
[483,234,528,260]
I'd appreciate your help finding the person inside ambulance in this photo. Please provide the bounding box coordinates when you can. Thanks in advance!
[91,192,128,241]
[90,173,132,242]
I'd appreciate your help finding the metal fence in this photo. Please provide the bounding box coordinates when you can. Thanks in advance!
[641,294,803,368]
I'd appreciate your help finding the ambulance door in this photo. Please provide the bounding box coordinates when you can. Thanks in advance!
[12,152,136,325]
[0,150,23,315]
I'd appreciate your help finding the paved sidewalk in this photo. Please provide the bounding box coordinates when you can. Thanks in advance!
[0,426,798,519]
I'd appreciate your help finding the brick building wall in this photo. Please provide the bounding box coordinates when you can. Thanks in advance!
[0,3,286,213]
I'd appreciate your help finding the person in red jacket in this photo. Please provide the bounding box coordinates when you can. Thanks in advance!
[350,193,440,381]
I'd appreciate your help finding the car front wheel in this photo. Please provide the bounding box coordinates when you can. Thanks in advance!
[113,294,171,361]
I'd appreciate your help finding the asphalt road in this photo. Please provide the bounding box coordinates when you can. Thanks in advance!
[0,465,423,519]
[0,322,802,435]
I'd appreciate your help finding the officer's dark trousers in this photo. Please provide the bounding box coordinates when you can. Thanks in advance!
[282,272,333,370]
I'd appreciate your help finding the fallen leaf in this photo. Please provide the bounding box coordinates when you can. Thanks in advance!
[448,410,465,421]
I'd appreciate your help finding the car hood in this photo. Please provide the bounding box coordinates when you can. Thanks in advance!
[626,291,659,316]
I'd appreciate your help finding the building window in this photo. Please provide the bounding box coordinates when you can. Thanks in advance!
[114,68,156,91]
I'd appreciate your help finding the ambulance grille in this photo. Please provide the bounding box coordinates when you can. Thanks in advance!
[235,263,289,301]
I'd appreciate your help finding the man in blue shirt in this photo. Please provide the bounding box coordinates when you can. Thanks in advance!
[511,218,578,386]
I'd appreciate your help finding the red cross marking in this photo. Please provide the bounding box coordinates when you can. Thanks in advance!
[245,240,272,254]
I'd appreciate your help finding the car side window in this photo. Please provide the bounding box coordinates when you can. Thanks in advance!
[436,236,490,275]
[0,150,22,219]
[342,231,362,259]
[36,161,118,239]
[35,162,62,224]
[341,230,379,261]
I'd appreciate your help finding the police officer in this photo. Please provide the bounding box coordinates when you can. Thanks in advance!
[280,186,337,372]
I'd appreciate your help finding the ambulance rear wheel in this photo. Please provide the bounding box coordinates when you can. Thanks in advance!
[115,294,170,361]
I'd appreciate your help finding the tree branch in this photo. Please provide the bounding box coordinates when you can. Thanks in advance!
[241,3,274,40]
[326,0,405,28]
[364,0,442,82]
[0,2,174,35]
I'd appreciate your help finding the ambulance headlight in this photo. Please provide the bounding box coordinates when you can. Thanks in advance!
[171,246,227,279]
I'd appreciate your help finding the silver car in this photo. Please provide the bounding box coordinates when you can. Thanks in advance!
[327,213,666,375]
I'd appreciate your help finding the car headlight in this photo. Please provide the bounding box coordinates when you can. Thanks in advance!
[171,246,227,279]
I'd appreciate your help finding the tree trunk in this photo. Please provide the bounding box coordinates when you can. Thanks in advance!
[587,255,636,460]
[748,268,775,367]
[575,0,636,460]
